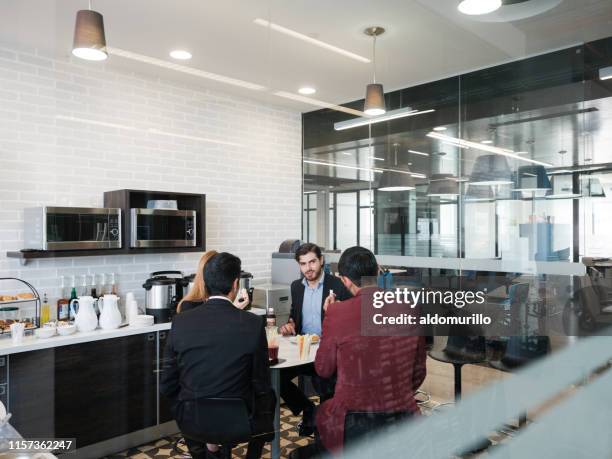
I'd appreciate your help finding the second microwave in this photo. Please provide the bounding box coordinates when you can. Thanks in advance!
[130,208,196,248]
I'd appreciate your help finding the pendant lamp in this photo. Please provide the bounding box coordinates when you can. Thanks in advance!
[72,1,107,61]
[363,27,386,116]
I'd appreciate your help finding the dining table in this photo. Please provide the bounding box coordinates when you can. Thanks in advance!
[269,335,319,459]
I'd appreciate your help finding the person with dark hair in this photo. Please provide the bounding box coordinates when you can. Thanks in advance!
[160,252,275,459]
[314,246,427,454]
[278,243,351,436]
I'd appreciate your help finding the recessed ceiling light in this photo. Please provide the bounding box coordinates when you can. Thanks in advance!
[433,126,447,131]
[368,156,385,161]
[298,86,316,95]
[481,140,493,144]
[170,50,192,60]
[458,0,502,16]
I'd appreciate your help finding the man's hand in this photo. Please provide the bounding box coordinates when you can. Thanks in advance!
[280,319,296,336]
[233,288,250,309]
[323,290,337,313]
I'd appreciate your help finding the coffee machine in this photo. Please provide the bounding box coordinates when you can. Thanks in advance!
[143,271,184,323]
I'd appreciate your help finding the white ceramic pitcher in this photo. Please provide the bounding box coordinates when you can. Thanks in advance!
[98,294,122,330]
[70,296,98,332]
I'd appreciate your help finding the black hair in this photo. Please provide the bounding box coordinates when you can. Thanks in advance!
[204,252,241,296]
[294,242,322,262]
[337,246,378,287]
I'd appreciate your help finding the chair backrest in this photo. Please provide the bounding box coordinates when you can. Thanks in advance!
[177,397,252,445]
[344,411,413,446]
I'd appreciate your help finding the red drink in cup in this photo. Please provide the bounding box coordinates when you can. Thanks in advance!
[268,344,279,364]
[266,326,279,364]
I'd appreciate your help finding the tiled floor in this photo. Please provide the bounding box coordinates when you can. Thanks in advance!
[103,403,312,459]
[103,393,511,458]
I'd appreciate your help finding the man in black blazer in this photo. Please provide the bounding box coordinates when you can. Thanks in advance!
[160,252,275,459]
[279,243,351,436]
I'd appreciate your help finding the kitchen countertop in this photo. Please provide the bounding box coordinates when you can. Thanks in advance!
[0,308,268,356]
[0,323,172,356]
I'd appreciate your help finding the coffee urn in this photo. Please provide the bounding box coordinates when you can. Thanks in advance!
[143,271,184,323]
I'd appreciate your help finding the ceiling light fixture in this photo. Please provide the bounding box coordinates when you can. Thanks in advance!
[426,132,553,166]
[599,66,612,81]
[170,50,192,60]
[334,107,435,131]
[369,156,385,161]
[433,126,447,132]
[408,150,430,157]
[253,18,370,63]
[458,0,502,16]
[363,26,386,116]
[298,86,316,95]
[481,140,493,144]
[303,159,424,178]
[72,1,107,61]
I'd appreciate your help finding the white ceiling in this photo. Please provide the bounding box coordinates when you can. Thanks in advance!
[1,0,611,112]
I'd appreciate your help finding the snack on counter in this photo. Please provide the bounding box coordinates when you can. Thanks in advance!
[310,334,320,344]
[16,293,35,300]
[0,293,35,302]
[0,320,35,332]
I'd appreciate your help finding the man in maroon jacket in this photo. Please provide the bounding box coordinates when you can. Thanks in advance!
[314,246,427,454]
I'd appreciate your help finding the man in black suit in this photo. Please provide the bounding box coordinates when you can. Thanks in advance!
[160,252,275,459]
[278,243,351,436]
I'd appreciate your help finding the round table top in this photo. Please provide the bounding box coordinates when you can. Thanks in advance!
[270,335,319,369]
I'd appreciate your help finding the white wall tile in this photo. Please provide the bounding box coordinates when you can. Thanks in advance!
[0,45,302,306]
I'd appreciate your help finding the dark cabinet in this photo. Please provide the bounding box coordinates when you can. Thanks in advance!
[9,349,56,438]
[158,330,175,424]
[7,330,170,448]
[53,333,158,447]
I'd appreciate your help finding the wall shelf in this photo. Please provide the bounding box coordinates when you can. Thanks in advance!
[7,247,204,266]
[6,189,206,266]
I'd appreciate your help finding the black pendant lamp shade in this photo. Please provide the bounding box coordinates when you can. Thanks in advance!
[363,27,386,116]
[378,170,416,192]
[469,154,513,185]
[72,9,108,61]
[364,84,385,116]
[427,173,459,196]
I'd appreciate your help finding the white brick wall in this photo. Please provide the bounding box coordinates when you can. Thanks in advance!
[0,44,302,311]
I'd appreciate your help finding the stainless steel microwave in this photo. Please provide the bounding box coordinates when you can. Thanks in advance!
[130,208,196,248]
[24,207,122,250]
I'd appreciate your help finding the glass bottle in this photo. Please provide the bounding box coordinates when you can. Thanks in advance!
[57,276,70,322]
[41,293,51,325]
[110,273,118,296]
[68,276,78,321]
